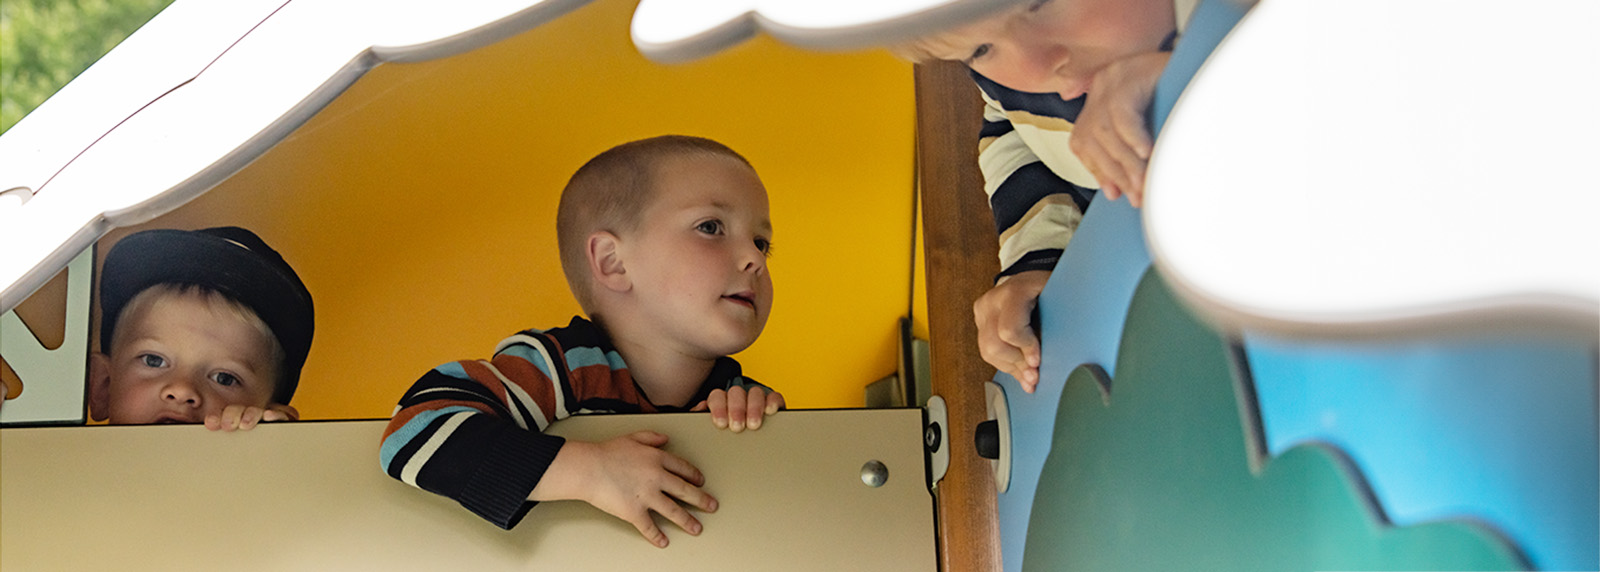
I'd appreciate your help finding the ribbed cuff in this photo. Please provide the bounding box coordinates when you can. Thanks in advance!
[997,249,1063,283]
[458,428,566,529]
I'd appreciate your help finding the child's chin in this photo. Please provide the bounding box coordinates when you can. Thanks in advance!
[707,335,759,357]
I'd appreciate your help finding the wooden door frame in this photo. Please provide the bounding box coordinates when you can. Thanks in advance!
[916,60,1003,572]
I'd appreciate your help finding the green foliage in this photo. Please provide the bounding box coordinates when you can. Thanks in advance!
[1,0,174,134]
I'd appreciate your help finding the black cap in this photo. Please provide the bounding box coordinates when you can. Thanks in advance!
[99,227,313,404]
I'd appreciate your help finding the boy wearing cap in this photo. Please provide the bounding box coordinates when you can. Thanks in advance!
[88,226,314,431]
[381,135,782,548]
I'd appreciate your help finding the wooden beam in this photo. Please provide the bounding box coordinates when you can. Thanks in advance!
[915,60,1002,572]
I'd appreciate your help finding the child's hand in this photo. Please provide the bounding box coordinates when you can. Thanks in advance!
[1070,51,1172,208]
[204,403,299,431]
[531,432,717,548]
[694,386,784,432]
[973,270,1050,393]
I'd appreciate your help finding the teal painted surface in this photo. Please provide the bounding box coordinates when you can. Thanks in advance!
[1022,272,1527,571]
[997,0,1255,569]
[1248,336,1598,570]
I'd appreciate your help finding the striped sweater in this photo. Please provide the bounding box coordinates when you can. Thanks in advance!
[975,0,1197,280]
[379,316,767,529]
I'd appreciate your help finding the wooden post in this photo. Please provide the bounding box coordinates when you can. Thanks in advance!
[916,60,1002,572]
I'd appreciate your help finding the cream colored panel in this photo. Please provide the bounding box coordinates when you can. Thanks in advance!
[0,248,91,424]
[1,409,934,570]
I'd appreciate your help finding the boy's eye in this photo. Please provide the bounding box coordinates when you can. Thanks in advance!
[967,43,992,64]
[754,238,773,256]
[139,354,165,368]
[211,372,240,387]
[696,220,724,235]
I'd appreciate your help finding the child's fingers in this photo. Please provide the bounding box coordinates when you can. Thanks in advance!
[689,400,709,412]
[238,407,264,431]
[662,468,717,512]
[988,321,1037,388]
[626,510,671,548]
[1096,144,1137,205]
[1113,105,1154,160]
[704,390,728,428]
[1018,367,1040,393]
[1022,336,1042,368]
[651,494,704,540]
[744,387,767,430]
[1088,152,1123,202]
[1075,112,1143,204]
[764,391,786,415]
[977,333,1026,379]
[995,318,1037,351]
[1101,128,1148,206]
[270,403,300,421]
[206,405,247,432]
[975,306,1024,368]
[996,316,1040,378]
[659,450,706,488]
[724,386,749,433]
[628,430,671,448]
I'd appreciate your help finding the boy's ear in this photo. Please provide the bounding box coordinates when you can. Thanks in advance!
[587,231,631,293]
[87,352,111,422]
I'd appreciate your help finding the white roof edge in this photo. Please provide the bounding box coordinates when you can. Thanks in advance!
[0,0,591,313]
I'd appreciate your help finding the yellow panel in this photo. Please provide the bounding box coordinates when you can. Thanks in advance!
[1,410,936,570]
[87,0,917,417]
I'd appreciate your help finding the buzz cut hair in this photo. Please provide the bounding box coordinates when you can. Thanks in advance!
[556,135,752,312]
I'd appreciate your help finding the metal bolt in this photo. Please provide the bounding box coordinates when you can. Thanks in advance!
[860,460,888,488]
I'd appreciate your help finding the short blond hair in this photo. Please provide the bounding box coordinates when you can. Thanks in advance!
[886,35,958,64]
[885,0,1025,64]
[556,135,752,312]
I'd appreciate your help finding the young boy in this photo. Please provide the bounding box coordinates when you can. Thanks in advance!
[89,226,314,431]
[897,0,1200,392]
[380,135,785,548]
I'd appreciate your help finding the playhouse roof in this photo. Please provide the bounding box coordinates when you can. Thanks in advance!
[0,0,1000,312]
[2,0,1594,335]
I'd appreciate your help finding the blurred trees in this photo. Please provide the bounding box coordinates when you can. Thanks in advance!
[1,0,174,134]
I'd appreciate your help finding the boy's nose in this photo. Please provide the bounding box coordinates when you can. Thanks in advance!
[995,33,1074,93]
[739,244,766,274]
[162,379,202,408]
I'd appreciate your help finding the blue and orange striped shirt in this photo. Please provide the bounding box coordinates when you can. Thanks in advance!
[379,316,766,529]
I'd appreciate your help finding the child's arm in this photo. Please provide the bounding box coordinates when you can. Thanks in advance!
[380,360,575,530]
[693,385,784,432]
[205,402,299,431]
[1069,51,1173,208]
[379,331,715,544]
[971,86,1095,391]
[528,431,716,548]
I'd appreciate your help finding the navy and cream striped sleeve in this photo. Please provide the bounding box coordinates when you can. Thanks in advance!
[972,72,1100,281]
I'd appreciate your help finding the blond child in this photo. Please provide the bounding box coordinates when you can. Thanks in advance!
[899,0,1198,391]
[380,135,783,548]
[88,226,313,430]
